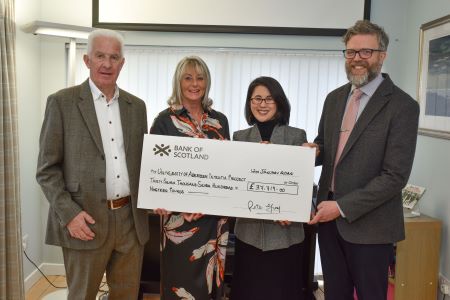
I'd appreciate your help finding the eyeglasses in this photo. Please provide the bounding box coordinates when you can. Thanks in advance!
[343,48,384,59]
[251,96,275,104]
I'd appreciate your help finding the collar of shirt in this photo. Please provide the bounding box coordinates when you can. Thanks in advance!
[349,73,384,118]
[170,104,189,116]
[88,78,120,103]
[170,104,211,116]
[170,104,211,125]
[351,72,384,98]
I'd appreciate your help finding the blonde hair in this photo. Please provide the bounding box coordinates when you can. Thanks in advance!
[168,56,213,110]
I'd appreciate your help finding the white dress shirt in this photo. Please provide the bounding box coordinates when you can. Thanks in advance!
[89,79,130,200]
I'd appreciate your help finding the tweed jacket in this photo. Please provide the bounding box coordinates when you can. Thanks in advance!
[36,79,149,249]
[233,124,307,251]
[314,73,419,244]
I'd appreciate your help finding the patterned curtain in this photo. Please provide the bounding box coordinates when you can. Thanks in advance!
[0,0,25,299]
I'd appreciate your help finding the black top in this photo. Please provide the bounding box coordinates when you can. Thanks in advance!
[256,119,278,141]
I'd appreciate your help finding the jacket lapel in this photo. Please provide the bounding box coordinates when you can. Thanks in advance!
[77,80,104,154]
[118,90,131,152]
[246,125,262,143]
[270,124,285,145]
[339,75,393,162]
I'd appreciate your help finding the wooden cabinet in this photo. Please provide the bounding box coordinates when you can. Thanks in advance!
[392,215,441,300]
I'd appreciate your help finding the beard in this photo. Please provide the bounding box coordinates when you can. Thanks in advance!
[345,61,381,87]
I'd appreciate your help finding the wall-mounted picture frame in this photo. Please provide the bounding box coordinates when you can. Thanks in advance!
[92,0,371,36]
[417,14,450,139]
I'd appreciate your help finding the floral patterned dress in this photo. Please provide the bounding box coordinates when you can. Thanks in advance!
[150,105,230,300]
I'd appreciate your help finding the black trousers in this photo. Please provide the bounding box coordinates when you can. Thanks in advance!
[318,220,394,300]
[230,238,306,300]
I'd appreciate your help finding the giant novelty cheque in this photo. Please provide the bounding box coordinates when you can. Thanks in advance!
[138,134,315,222]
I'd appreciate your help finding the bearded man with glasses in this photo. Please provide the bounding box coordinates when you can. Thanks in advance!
[304,20,419,300]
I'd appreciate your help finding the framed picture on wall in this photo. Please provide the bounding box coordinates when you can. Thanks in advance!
[417,14,450,139]
[92,0,370,36]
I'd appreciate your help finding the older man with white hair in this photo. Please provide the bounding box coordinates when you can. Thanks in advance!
[37,29,149,299]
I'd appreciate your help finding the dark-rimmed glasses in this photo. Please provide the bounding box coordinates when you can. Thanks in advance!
[343,48,384,59]
[251,96,275,104]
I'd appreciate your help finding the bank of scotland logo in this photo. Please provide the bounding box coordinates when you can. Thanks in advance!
[153,144,171,156]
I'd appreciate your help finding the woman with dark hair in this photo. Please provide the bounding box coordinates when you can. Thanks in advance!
[231,76,307,300]
[150,56,230,300]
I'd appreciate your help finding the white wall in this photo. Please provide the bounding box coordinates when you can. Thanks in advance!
[18,0,450,290]
[39,36,70,264]
[370,0,410,83]
[15,0,44,279]
[41,0,91,27]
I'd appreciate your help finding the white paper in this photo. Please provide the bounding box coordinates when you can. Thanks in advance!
[138,134,315,222]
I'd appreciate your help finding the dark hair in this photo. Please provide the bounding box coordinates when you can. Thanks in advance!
[343,20,389,51]
[244,76,291,125]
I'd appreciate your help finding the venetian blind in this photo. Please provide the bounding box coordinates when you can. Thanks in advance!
[74,46,347,140]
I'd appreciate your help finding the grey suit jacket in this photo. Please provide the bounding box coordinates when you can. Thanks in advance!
[314,73,419,244]
[233,124,307,251]
[36,79,149,249]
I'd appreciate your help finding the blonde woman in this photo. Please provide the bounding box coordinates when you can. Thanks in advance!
[150,56,230,300]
